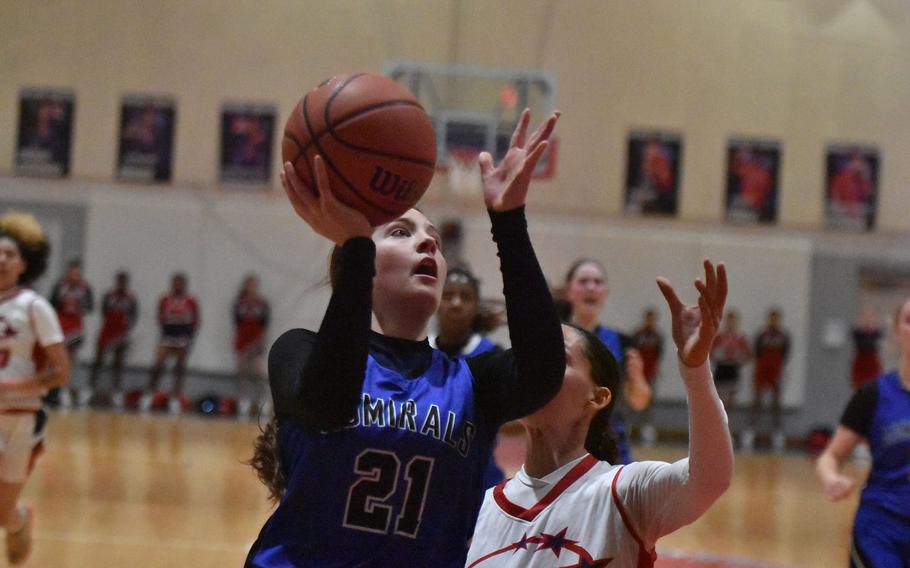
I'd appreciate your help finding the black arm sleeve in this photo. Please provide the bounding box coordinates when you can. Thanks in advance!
[840,381,878,438]
[281,237,376,431]
[468,207,565,425]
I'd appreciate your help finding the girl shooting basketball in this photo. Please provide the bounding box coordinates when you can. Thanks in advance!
[467,260,733,567]
[0,212,70,565]
[248,110,563,567]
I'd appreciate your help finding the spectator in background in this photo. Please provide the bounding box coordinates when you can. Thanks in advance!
[49,258,93,408]
[142,273,199,415]
[233,274,270,418]
[88,271,138,409]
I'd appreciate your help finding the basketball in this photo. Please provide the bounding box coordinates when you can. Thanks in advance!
[281,73,437,226]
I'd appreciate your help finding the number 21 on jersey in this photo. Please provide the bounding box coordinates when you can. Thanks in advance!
[343,449,435,538]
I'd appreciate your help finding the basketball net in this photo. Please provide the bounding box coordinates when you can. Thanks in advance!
[446,148,483,197]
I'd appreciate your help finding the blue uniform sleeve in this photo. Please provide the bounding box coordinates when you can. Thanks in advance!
[467,207,565,425]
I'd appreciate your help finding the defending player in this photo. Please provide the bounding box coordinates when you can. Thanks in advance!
[466,260,733,567]
[0,212,71,565]
[247,110,563,567]
[563,258,651,462]
[816,297,910,567]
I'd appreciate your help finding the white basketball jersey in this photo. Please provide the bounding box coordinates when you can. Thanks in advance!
[466,455,657,568]
[0,288,64,410]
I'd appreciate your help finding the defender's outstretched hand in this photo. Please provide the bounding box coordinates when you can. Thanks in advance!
[479,109,560,212]
[657,260,728,368]
[281,158,372,246]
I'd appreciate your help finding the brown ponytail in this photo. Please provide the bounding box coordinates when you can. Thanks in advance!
[249,417,286,503]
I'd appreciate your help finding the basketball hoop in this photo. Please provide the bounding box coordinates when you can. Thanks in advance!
[446,148,483,196]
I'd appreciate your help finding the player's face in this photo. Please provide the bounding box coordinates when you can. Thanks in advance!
[372,209,446,318]
[566,263,606,322]
[894,300,910,355]
[66,265,82,282]
[522,326,610,428]
[768,312,781,328]
[0,238,26,291]
[438,279,478,336]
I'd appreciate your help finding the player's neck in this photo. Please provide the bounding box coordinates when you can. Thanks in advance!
[899,357,910,390]
[372,311,429,342]
[571,313,599,333]
[437,327,471,351]
[522,424,588,478]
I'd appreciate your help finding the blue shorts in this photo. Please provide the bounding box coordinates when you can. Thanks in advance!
[852,503,910,567]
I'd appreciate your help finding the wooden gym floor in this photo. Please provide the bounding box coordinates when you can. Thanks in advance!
[14,411,860,567]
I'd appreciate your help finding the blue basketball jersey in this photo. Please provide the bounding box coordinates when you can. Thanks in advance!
[860,372,910,517]
[594,325,632,464]
[248,350,497,567]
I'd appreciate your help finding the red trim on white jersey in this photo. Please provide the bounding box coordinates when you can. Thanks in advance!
[611,466,657,568]
[493,454,599,521]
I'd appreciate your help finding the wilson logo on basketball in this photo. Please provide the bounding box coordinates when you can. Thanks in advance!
[369,166,417,203]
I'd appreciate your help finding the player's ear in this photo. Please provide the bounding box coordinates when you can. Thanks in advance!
[589,386,610,411]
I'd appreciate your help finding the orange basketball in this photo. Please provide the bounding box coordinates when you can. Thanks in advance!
[282,73,437,226]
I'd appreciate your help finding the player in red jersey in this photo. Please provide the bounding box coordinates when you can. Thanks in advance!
[743,308,790,451]
[233,274,270,418]
[88,271,138,409]
[710,309,752,412]
[48,259,92,408]
[0,212,70,565]
[142,273,199,414]
[632,308,663,444]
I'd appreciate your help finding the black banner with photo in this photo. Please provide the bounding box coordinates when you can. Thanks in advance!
[116,95,175,183]
[15,88,75,177]
[624,130,682,216]
[725,138,780,224]
[825,144,878,232]
[219,103,275,186]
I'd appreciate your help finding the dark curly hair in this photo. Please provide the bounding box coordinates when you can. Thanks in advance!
[249,417,286,503]
[567,324,621,463]
[0,212,50,285]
